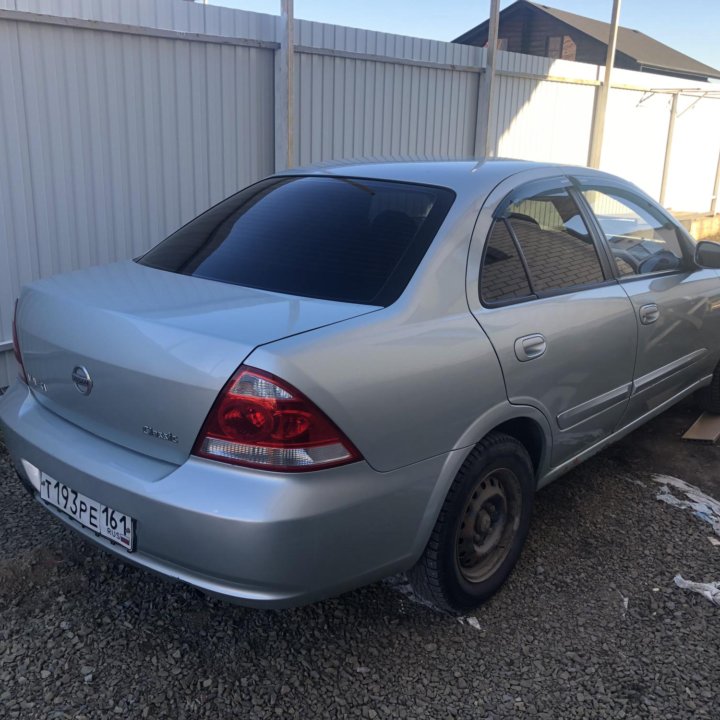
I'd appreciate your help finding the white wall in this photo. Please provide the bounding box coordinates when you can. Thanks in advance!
[0,0,719,385]
[664,93,720,212]
[491,51,720,210]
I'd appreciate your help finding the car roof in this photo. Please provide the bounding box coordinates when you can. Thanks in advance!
[276,158,624,193]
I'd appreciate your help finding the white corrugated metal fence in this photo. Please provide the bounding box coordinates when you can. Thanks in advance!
[0,0,719,386]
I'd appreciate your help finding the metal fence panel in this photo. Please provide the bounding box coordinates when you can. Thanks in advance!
[293,51,479,164]
[493,73,595,166]
[601,88,671,201]
[664,96,720,212]
[0,9,276,385]
[1,0,719,386]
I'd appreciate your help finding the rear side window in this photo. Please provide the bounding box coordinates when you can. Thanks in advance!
[481,221,533,304]
[480,185,606,305]
[581,187,685,276]
[138,176,455,306]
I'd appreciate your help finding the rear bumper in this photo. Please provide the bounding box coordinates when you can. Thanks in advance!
[0,383,461,607]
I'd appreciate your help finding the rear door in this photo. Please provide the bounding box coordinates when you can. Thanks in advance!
[467,175,637,468]
[576,180,720,422]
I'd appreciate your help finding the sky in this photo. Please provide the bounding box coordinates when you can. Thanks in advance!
[210,0,720,71]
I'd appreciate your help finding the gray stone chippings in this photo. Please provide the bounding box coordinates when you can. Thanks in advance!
[1,398,719,719]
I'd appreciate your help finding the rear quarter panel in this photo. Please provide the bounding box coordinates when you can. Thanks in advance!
[247,306,508,472]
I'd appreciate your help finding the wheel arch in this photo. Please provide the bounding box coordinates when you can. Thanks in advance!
[453,402,553,484]
[407,421,542,612]
[408,405,553,568]
[491,416,546,478]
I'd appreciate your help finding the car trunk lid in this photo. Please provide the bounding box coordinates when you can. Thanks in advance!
[16,261,378,465]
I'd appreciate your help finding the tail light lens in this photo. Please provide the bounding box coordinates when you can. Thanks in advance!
[193,366,361,472]
[12,299,27,384]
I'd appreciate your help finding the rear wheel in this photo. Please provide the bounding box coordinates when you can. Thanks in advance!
[697,363,720,414]
[408,432,535,614]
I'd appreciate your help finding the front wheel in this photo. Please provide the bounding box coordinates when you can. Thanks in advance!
[408,432,535,614]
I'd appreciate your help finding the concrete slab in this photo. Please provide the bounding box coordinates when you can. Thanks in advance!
[682,412,720,443]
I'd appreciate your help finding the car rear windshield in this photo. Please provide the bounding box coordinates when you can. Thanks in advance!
[137,175,455,306]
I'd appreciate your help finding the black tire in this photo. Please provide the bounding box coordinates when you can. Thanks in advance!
[408,432,535,614]
[697,363,720,414]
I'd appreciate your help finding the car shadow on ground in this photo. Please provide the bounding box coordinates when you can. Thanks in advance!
[603,396,720,497]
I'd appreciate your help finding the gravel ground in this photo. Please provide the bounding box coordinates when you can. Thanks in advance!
[1,399,719,719]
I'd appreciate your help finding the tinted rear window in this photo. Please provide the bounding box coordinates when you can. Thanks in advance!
[138,176,455,306]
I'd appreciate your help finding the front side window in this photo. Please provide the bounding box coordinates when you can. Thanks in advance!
[581,187,685,277]
[139,176,455,306]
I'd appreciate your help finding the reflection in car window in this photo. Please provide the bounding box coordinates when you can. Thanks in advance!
[581,188,684,277]
[503,188,605,294]
[481,221,534,304]
[138,176,455,307]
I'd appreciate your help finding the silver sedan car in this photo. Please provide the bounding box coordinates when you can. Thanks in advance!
[2,160,720,613]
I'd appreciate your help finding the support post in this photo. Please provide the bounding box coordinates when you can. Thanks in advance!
[474,0,500,158]
[659,92,678,207]
[587,0,621,168]
[712,147,720,216]
[275,0,295,171]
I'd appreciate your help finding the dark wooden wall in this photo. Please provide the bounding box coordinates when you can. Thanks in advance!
[459,7,638,71]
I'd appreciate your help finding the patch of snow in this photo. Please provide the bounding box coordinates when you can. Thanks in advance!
[652,474,720,537]
[457,616,482,630]
[618,592,629,617]
[674,575,720,607]
[619,474,647,488]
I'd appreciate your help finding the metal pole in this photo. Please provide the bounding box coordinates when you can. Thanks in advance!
[588,0,621,168]
[474,0,500,158]
[485,0,500,157]
[711,146,720,216]
[276,0,295,170]
[659,92,678,206]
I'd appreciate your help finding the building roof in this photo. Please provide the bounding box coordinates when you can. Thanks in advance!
[454,1,720,81]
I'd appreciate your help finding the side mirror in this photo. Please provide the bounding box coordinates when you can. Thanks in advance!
[695,241,720,269]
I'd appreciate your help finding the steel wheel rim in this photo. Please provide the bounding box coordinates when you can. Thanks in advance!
[455,467,522,584]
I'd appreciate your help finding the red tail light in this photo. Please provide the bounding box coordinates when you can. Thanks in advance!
[193,366,361,472]
[12,299,27,384]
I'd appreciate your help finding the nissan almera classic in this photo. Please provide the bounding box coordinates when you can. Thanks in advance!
[3,160,720,613]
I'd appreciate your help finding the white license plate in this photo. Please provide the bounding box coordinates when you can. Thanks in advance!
[40,473,135,551]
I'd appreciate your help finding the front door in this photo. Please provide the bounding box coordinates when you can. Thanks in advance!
[577,182,720,423]
[468,176,638,468]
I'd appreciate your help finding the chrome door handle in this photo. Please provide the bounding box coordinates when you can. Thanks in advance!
[639,303,660,325]
[514,334,547,362]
